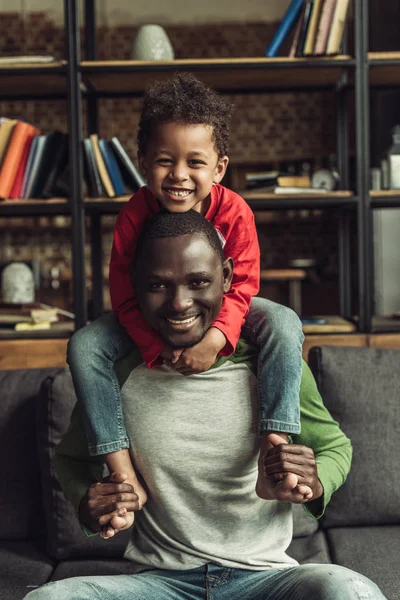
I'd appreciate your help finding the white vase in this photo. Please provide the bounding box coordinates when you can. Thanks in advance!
[131,24,175,61]
[1,262,35,304]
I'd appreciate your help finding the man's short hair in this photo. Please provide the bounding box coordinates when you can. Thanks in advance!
[134,209,225,274]
[137,72,232,158]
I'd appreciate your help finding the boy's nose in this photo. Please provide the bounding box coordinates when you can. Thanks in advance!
[170,162,188,181]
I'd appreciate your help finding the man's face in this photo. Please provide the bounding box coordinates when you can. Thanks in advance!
[135,233,233,348]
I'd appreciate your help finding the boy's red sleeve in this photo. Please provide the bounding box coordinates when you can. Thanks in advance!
[109,218,164,368]
[212,211,260,356]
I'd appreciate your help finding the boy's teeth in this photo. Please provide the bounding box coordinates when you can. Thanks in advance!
[167,315,197,325]
[166,189,191,197]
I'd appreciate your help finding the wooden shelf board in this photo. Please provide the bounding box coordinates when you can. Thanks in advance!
[302,316,357,334]
[242,190,353,200]
[260,269,306,281]
[81,56,353,93]
[0,61,67,97]
[370,189,400,196]
[369,53,400,86]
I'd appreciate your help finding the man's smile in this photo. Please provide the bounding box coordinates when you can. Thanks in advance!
[165,314,200,330]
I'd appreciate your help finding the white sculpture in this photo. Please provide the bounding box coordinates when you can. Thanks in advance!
[1,262,35,304]
[131,25,175,61]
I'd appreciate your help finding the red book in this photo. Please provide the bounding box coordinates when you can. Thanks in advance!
[9,133,35,199]
[0,121,40,199]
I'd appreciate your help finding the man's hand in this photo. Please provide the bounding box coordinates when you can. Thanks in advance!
[260,433,323,504]
[169,327,227,375]
[79,472,140,539]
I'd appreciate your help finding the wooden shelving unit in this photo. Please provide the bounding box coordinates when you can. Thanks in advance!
[0,61,67,98]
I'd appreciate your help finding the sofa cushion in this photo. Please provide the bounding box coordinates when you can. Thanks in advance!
[51,558,137,581]
[309,346,400,527]
[0,540,54,600]
[36,369,128,560]
[286,531,331,565]
[0,368,63,541]
[326,526,399,600]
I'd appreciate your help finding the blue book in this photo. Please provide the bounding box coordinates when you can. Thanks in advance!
[24,135,48,198]
[98,139,126,196]
[265,0,305,57]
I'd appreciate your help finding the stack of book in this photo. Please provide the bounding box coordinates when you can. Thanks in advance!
[266,0,351,58]
[0,118,145,200]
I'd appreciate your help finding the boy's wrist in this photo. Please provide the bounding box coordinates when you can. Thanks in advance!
[205,327,227,353]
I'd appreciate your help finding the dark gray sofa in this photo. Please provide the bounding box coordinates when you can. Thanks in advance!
[0,345,399,600]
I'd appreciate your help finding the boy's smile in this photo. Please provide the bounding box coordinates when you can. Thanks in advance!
[138,122,228,216]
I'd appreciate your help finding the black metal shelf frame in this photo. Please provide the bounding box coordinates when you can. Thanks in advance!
[57,1,371,329]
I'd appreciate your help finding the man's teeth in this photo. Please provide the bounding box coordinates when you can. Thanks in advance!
[167,315,197,325]
[165,189,192,197]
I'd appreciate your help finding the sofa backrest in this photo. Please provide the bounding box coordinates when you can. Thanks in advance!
[0,367,63,541]
[309,345,400,528]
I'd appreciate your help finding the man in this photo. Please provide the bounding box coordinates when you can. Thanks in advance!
[26,210,386,599]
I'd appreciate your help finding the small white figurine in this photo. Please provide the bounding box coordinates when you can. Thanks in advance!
[1,262,35,304]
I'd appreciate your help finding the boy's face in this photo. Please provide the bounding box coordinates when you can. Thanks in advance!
[135,233,233,348]
[138,122,229,215]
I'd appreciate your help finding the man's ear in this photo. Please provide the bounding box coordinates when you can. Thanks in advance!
[137,152,148,178]
[222,257,234,293]
[213,156,229,184]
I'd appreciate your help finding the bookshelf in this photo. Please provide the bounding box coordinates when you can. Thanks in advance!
[2,0,400,339]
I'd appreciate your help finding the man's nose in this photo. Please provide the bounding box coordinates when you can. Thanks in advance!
[169,288,193,312]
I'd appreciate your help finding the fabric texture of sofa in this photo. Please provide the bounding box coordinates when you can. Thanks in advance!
[0,345,399,600]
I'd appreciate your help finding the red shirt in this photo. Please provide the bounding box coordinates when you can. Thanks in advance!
[109,184,260,367]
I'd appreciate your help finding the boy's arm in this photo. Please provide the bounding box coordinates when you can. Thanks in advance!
[109,215,164,368]
[212,211,260,356]
[294,361,353,518]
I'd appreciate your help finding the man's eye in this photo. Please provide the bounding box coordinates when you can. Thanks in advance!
[190,280,209,288]
[149,283,166,291]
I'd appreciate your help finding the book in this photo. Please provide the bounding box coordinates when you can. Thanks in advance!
[98,139,126,196]
[9,133,35,199]
[274,186,328,194]
[23,135,47,198]
[265,0,305,58]
[303,0,323,55]
[295,1,315,57]
[0,121,40,199]
[30,131,67,198]
[21,135,39,198]
[42,132,69,198]
[90,133,115,197]
[83,138,104,197]
[326,0,350,55]
[314,0,337,55]
[289,5,306,58]
[110,137,146,190]
[0,118,17,168]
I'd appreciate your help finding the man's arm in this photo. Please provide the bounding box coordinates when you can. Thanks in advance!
[54,404,139,535]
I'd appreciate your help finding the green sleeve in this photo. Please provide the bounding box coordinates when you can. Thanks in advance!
[294,360,352,518]
[54,403,105,516]
[54,347,144,518]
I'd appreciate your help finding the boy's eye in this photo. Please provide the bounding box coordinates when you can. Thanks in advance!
[189,159,205,166]
[156,158,172,165]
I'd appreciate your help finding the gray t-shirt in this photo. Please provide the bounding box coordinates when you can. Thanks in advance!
[121,360,297,572]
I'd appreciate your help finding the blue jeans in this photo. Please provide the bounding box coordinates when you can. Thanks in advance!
[67,298,303,455]
[24,563,386,599]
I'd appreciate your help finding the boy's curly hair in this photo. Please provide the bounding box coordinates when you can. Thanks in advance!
[137,72,232,158]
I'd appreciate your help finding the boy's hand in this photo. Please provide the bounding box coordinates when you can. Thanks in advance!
[79,472,139,538]
[170,327,226,375]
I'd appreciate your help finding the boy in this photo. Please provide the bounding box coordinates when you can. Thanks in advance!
[67,73,305,536]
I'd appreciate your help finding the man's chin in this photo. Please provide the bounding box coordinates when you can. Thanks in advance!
[162,332,205,349]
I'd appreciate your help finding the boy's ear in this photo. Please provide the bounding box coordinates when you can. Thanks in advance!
[222,257,234,292]
[213,155,229,184]
[137,152,147,177]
